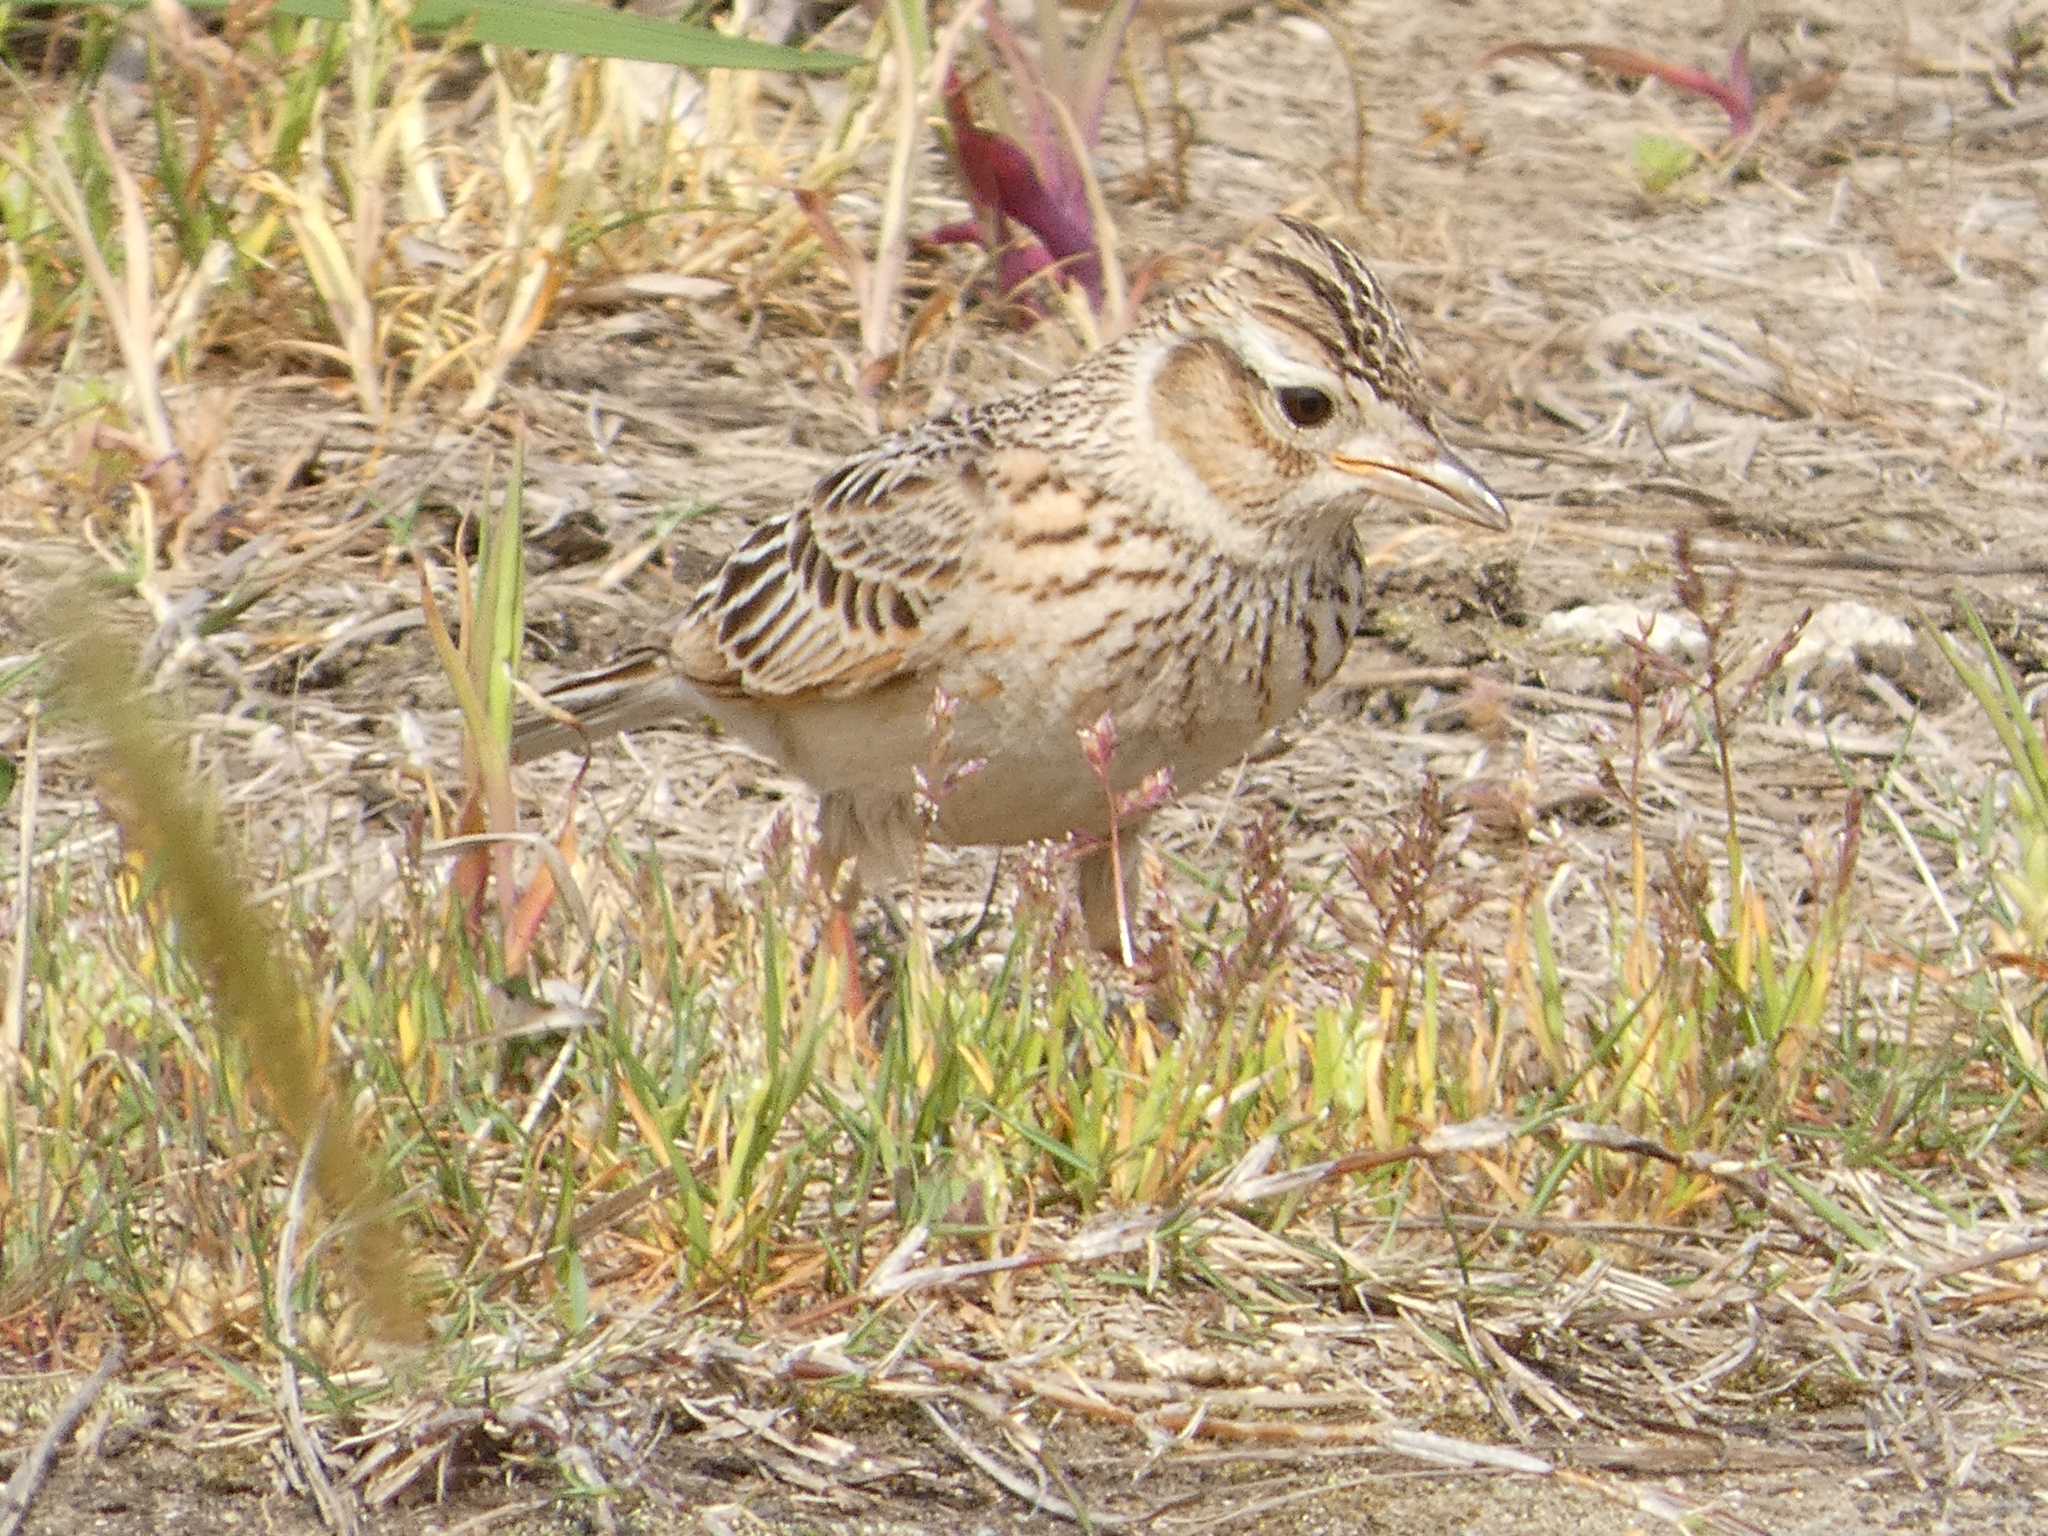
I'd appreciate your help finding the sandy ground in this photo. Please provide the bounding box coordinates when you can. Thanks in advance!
[9,0,2048,1531]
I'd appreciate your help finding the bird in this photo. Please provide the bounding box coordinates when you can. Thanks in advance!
[514,216,1508,987]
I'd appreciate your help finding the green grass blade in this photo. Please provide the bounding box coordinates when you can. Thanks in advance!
[51,0,863,73]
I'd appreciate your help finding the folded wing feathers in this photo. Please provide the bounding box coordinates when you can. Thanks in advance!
[680,429,982,701]
[520,413,992,753]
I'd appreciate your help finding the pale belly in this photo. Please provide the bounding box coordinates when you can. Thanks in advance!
[702,544,1364,855]
[927,669,1303,845]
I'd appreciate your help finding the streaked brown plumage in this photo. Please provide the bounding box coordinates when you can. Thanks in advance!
[515,217,1508,959]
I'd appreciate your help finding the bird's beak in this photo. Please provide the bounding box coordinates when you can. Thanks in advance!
[1330,439,1510,532]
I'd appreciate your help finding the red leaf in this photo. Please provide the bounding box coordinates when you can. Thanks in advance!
[943,76,1102,307]
[1484,39,1756,135]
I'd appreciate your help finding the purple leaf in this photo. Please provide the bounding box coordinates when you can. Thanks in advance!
[943,75,1101,308]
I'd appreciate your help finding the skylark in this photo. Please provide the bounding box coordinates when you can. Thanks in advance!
[516,217,1508,965]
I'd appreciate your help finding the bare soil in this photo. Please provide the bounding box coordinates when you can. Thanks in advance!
[8,0,2048,1531]
[18,1417,2048,1536]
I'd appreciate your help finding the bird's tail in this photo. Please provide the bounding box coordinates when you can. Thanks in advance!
[511,648,697,762]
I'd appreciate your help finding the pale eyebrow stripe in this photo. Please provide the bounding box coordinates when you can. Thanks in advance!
[1246,302,1348,374]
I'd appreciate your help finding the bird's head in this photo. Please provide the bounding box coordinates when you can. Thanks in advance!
[1135,217,1508,544]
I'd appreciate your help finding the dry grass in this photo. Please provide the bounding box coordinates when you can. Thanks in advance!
[3,1,2048,1530]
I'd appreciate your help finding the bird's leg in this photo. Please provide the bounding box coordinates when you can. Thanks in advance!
[1078,818,1150,964]
[821,900,870,1021]
[808,819,872,1022]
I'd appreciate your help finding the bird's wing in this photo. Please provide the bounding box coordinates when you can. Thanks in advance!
[677,415,1028,701]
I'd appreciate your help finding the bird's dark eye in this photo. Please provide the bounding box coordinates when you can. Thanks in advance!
[1275,385,1335,430]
